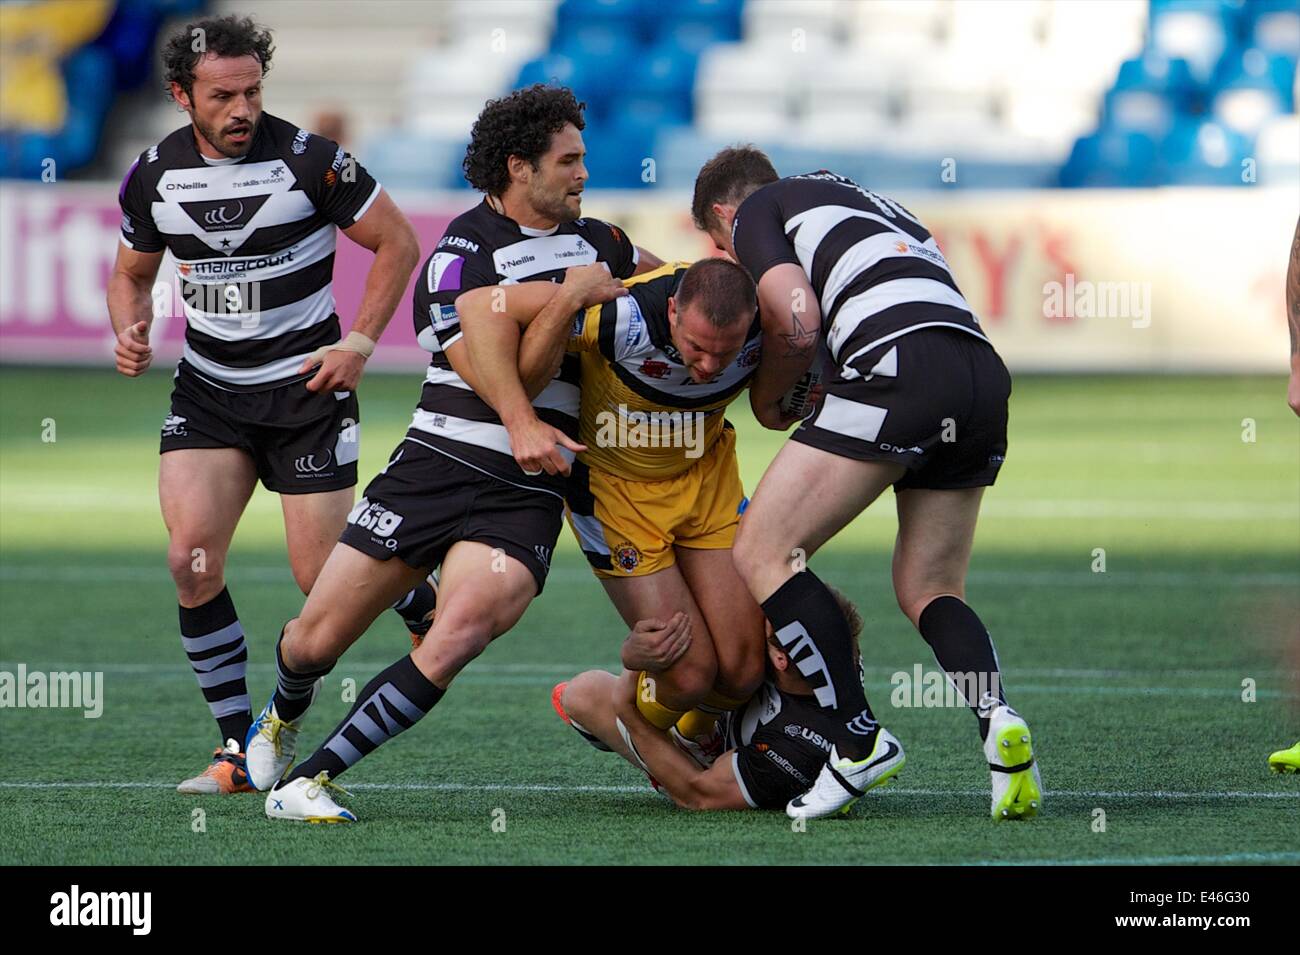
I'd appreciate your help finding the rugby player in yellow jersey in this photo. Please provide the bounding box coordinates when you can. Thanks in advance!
[457,259,769,750]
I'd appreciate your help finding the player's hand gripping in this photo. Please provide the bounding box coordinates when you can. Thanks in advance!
[507,413,586,477]
[561,262,627,309]
[622,611,693,672]
[114,321,153,377]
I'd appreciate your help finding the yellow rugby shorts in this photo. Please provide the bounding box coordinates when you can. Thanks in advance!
[565,426,746,578]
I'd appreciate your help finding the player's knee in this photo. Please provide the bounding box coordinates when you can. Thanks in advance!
[714,641,766,701]
[661,654,717,708]
[423,615,494,683]
[167,541,225,604]
[283,616,340,671]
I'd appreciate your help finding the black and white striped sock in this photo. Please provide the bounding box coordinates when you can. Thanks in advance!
[392,579,437,637]
[271,630,333,723]
[283,655,443,785]
[179,587,251,746]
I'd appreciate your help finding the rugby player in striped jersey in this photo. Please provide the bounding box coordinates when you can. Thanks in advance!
[107,16,428,795]
[692,147,1040,821]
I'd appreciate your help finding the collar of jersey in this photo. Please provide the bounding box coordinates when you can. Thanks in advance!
[481,198,559,237]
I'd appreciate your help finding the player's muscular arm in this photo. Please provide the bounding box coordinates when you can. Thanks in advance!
[300,190,420,393]
[1285,216,1300,417]
[106,244,163,377]
[751,264,821,430]
[610,671,749,811]
[456,266,623,476]
[632,246,665,275]
[456,273,592,414]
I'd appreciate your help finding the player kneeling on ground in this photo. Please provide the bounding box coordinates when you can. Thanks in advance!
[553,589,904,811]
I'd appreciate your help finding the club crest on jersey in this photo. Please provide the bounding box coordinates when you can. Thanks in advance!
[292,128,311,154]
[639,358,670,379]
[614,542,641,573]
[180,195,270,233]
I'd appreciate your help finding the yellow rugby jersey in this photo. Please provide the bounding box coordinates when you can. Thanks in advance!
[568,262,761,481]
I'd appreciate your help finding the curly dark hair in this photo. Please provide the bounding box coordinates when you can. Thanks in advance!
[691,145,779,232]
[162,15,274,101]
[463,84,586,196]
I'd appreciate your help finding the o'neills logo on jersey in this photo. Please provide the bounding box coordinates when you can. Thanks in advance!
[180,194,271,233]
[499,253,535,271]
[164,180,206,190]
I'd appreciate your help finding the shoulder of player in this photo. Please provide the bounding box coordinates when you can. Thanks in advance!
[432,203,498,259]
[122,125,191,189]
[572,216,630,246]
[266,117,348,172]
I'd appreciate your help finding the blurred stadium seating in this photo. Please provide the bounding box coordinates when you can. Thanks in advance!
[0,0,1295,189]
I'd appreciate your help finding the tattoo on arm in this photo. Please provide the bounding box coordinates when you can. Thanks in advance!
[780,311,818,358]
[1287,217,1300,357]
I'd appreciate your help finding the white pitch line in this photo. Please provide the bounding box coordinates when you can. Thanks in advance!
[0,564,1296,588]
[0,781,1296,800]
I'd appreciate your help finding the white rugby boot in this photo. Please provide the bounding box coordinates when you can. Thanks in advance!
[265,772,357,823]
[985,703,1042,821]
[244,678,322,791]
[786,726,906,820]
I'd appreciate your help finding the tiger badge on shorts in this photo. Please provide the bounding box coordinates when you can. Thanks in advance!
[614,542,641,573]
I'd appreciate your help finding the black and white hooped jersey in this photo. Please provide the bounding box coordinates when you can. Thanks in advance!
[408,199,638,498]
[731,171,988,374]
[720,680,846,810]
[118,113,380,391]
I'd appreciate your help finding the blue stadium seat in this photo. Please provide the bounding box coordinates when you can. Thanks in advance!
[1060,129,1159,187]
[556,0,655,45]
[1159,118,1253,185]
[1213,46,1297,109]
[1113,53,1199,101]
[549,32,642,121]
[582,115,661,189]
[643,0,743,53]
[1245,0,1300,58]
[515,52,596,107]
[614,44,697,126]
